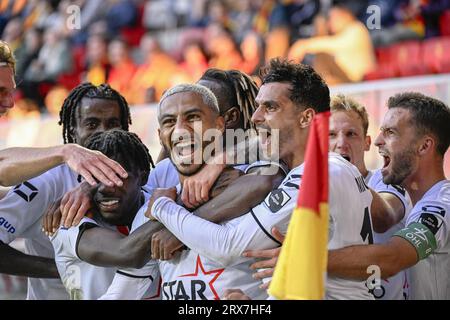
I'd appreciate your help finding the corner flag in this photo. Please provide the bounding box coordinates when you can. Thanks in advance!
[268,111,330,300]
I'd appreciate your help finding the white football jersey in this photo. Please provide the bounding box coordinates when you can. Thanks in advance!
[326,153,374,300]
[152,154,374,300]
[99,203,161,300]
[401,180,450,300]
[0,165,78,300]
[50,217,118,300]
[369,169,412,300]
[50,193,154,300]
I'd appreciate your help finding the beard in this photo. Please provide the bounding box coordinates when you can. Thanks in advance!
[382,147,416,186]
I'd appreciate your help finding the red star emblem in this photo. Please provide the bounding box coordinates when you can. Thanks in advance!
[179,255,224,300]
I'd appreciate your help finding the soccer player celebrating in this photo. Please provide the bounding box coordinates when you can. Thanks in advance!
[0,83,131,299]
[148,60,379,299]
[50,129,161,300]
[327,93,450,300]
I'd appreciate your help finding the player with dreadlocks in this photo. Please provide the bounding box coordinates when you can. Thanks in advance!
[50,129,162,300]
[198,68,258,131]
[0,82,134,299]
[59,83,131,144]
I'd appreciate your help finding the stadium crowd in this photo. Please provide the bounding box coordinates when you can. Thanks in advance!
[0,0,450,302]
[1,0,450,117]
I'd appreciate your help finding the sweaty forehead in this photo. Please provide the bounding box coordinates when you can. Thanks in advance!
[78,98,121,120]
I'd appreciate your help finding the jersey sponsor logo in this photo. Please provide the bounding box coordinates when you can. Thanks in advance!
[265,189,291,213]
[0,217,15,234]
[419,213,442,235]
[162,255,224,300]
[13,181,38,202]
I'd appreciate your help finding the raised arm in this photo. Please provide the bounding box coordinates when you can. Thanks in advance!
[0,144,127,187]
[0,241,59,278]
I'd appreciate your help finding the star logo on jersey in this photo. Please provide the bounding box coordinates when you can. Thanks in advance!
[178,255,224,300]
[13,181,38,202]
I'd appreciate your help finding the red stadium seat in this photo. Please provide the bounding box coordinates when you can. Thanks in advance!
[440,10,450,36]
[389,41,428,77]
[364,46,398,80]
[422,37,450,74]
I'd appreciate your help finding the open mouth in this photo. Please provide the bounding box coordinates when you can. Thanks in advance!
[172,140,198,164]
[258,129,272,146]
[340,154,351,163]
[382,154,391,169]
[97,198,120,212]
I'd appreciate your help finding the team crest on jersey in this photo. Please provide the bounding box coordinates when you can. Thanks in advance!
[13,181,38,202]
[265,189,291,213]
[163,255,224,300]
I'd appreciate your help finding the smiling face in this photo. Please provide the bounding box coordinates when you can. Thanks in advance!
[375,108,419,185]
[0,66,15,116]
[72,98,122,147]
[158,91,224,176]
[93,166,144,226]
[330,110,370,174]
[252,82,306,167]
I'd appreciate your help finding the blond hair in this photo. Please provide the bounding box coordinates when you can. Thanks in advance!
[0,40,16,72]
[331,94,369,135]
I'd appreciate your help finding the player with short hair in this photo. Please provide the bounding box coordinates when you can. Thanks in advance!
[0,83,131,299]
[327,92,450,300]
[100,83,286,300]
[148,59,380,299]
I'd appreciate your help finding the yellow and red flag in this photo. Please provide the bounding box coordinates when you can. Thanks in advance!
[269,111,330,300]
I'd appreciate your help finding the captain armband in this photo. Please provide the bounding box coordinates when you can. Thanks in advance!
[394,222,437,260]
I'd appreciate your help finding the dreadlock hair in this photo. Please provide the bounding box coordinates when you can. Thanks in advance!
[85,129,155,183]
[260,58,330,113]
[58,83,132,144]
[199,68,258,130]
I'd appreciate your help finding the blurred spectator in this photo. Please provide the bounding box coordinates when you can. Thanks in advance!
[105,0,138,34]
[367,0,423,47]
[289,1,376,84]
[269,0,322,41]
[128,34,178,104]
[207,27,243,70]
[21,27,72,109]
[24,28,73,82]
[84,34,111,85]
[14,27,43,78]
[240,31,265,76]
[1,17,24,52]
[178,41,209,82]
[44,85,70,116]
[421,0,450,38]
[228,0,256,42]
[107,38,137,103]
[143,0,177,31]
